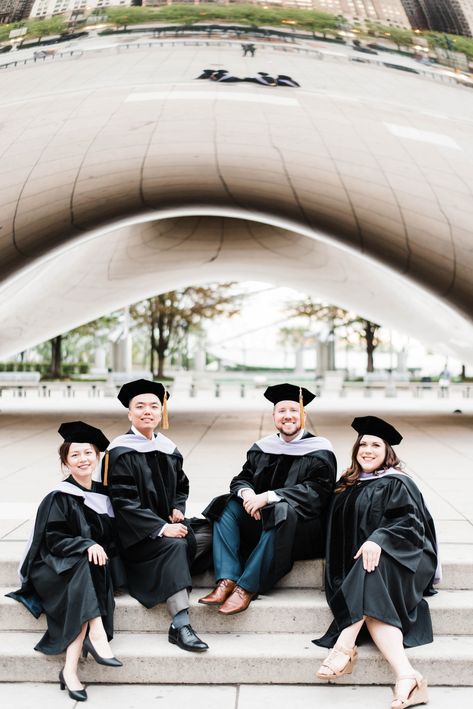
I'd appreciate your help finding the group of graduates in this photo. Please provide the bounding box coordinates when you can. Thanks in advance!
[8,379,439,708]
[196,68,300,87]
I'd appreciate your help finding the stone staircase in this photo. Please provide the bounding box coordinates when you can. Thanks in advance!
[1,541,473,685]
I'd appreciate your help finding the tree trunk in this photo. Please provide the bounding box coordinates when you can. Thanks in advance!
[156,310,167,379]
[364,320,377,373]
[51,335,63,378]
[150,321,156,378]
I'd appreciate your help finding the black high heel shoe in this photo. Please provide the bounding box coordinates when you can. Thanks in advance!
[59,668,87,702]
[82,635,123,667]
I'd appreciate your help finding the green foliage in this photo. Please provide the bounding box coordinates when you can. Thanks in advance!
[365,22,413,49]
[427,32,473,60]
[25,16,68,40]
[130,284,240,377]
[103,4,342,34]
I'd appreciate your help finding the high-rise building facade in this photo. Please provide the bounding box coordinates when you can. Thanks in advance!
[315,1,410,27]
[0,0,35,23]
[28,0,131,20]
[401,1,473,36]
[144,1,411,28]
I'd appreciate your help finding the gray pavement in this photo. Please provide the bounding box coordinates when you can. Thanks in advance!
[1,390,472,706]
[2,683,473,709]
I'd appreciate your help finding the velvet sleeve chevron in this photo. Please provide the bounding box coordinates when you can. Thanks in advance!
[368,478,427,573]
[45,494,95,557]
[108,451,169,549]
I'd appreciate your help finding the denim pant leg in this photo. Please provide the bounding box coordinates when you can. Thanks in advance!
[237,527,276,594]
[213,497,249,582]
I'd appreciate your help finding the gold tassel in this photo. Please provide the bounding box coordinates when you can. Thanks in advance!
[162,390,169,430]
[299,386,305,424]
[102,450,109,487]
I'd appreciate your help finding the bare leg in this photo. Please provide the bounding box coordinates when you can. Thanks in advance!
[63,622,87,690]
[317,618,364,677]
[365,617,421,706]
[88,615,114,658]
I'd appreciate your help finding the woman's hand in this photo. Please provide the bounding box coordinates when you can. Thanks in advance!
[163,523,188,538]
[243,492,268,520]
[87,544,108,566]
[169,508,184,523]
[354,540,382,572]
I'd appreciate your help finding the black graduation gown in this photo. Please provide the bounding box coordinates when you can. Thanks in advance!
[7,478,116,655]
[203,431,336,593]
[313,473,438,649]
[107,441,202,608]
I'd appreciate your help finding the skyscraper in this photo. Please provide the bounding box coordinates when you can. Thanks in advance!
[0,0,35,23]
[401,0,473,36]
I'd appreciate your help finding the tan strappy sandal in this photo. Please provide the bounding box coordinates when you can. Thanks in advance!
[391,673,428,708]
[316,643,358,680]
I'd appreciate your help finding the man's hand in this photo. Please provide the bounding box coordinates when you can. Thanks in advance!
[354,540,382,572]
[169,508,184,523]
[163,523,188,538]
[242,491,268,520]
[87,543,108,565]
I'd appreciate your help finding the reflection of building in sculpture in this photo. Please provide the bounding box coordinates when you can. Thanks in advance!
[28,0,132,20]
[142,1,411,28]
[0,0,34,23]
[402,1,473,37]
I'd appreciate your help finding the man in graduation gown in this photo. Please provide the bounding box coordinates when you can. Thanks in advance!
[105,379,209,652]
[199,383,337,614]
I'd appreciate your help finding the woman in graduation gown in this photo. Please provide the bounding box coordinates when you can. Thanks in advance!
[313,416,438,709]
[7,421,122,702]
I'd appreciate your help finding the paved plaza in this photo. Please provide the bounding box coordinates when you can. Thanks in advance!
[1,390,473,706]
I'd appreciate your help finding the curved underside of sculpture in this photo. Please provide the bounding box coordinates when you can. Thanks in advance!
[0,43,472,361]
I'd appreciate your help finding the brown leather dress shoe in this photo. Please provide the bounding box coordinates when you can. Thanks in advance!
[198,579,236,606]
[218,585,254,615]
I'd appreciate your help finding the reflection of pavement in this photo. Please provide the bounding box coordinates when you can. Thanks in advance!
[2,32,467,87]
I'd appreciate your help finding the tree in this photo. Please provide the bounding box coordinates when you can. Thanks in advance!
[25,16,67,42]
[130,284,240,378]
[386,27,414,51]
[44,312,120,378]
[288,298,380,373]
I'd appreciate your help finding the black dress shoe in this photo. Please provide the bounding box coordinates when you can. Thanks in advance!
[168,623,209,652]
[82,635,123,667]
[59,668,87,702]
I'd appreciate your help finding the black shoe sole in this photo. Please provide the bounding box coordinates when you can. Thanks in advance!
[168,636,209,652]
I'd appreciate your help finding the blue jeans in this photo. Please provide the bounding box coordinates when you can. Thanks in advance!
[212,497,276,594]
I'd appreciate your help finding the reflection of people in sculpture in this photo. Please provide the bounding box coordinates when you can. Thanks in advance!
[200,383,336,615]
[314,416,439,709]
[195,69,300,87]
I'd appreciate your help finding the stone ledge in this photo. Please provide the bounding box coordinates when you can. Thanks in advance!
[2,588,473,636]
[0,632,472,685]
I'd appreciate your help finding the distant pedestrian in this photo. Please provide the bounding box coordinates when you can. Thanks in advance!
[241,43,256,57]
[438,366,451,398]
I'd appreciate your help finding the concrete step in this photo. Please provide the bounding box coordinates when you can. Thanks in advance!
[3,587,473,636]
[0,632,472,685]
[1,541,472,589]
[0,542,323,589]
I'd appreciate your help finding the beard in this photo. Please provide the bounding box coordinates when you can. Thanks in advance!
[276,420,302,438]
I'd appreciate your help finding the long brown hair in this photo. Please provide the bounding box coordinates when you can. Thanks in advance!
[336,435,403,493]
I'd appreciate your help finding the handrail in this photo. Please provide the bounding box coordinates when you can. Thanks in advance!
[0,38,467,88]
